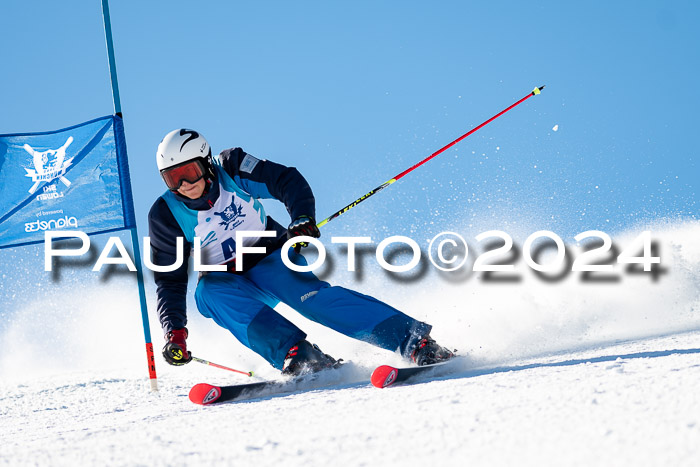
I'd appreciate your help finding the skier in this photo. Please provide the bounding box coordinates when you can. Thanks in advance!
[149,129,454,375]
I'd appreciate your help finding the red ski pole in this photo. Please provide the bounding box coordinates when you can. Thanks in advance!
[191,356,254,377]
[317,85,545,228]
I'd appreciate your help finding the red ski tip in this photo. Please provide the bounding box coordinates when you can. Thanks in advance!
[189,383,222,405]
[371,365,399,388]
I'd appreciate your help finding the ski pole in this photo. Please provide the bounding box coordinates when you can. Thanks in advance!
[191,356,254,377]
[316,85,545,228]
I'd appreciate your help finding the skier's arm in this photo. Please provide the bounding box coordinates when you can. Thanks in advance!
[148,198,191,333]
[219,148,316,221]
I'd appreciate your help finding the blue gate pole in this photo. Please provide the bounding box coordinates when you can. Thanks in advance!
[102,0,158,391]
[102,0,122,117]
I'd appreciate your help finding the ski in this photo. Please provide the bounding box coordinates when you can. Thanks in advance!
[189,380,287,405]
[371,361,452,388]
[191,360,457,403]
[189,363,349,405]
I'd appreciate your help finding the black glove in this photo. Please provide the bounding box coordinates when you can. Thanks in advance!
[162,327,192,366]
[287,215,320,253]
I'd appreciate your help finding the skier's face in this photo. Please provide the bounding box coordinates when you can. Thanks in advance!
[177,178,206,199]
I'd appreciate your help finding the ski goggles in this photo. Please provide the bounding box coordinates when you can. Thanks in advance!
[160,159,206,191]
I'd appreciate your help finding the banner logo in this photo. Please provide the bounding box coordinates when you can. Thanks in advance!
[25,215,78,233]
[23,136,75,194]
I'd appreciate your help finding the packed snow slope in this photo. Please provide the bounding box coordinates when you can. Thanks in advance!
[2,333,700,466]
[1,220,699,466]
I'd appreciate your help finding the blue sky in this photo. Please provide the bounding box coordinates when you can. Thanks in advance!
[1,0,697,240]
[1,1,698,312]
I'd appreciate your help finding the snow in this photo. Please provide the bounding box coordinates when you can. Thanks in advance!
[2,333,700,466]
[2,220,700,466]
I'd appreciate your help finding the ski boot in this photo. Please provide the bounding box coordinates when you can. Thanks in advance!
[410,335,455,366]
[282,339,341,376]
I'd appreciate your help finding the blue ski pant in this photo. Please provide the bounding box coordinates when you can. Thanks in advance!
[194,249,431,369]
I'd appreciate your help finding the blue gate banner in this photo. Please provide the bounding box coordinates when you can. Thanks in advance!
[0,115,136,249]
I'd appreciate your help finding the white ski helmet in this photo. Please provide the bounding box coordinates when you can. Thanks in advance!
[156,129,214,190]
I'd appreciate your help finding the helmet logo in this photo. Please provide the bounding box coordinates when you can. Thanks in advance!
[179,129,200,152]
